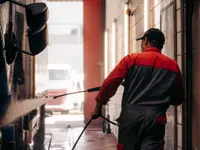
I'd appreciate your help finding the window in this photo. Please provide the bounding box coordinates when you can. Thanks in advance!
[49,70,70,80]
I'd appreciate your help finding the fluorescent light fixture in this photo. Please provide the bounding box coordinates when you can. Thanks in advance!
[124,3,129,56]
[112,21,116,69]
[144,0,149,31]
[104,30,109,78]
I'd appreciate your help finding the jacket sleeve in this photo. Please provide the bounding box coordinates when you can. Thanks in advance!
[95,55,130,105]
[171,65,185,106]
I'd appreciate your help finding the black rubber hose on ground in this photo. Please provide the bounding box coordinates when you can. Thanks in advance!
[71,115,118,150]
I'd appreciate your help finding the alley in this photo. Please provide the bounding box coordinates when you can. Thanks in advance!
[0,0,199,149]
[44,114,117,150]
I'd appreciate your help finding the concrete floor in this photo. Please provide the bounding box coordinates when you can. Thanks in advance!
[44,114,117,150]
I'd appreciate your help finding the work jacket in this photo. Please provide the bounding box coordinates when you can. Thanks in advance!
[95,47,184,110]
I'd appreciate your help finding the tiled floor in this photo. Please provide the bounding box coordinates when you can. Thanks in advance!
[45,114,117,150]
[74,128,117,150]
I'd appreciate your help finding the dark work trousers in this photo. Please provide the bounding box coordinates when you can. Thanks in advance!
[117,105,167,150]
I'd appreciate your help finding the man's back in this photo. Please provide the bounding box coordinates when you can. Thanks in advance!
[122,47,183,109]
[93,28,184,150]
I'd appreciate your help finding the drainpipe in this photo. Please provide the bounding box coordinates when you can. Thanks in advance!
[180,0,186,149]
[183,0,194,149]
[174,1,178,150]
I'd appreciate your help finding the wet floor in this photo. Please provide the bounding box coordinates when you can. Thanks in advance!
[44,114,117,150]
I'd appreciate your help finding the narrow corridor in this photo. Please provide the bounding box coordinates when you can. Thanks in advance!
[44,114,117,150]
[0,0,198,149]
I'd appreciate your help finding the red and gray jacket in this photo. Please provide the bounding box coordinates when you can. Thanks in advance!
[95,47,184,110]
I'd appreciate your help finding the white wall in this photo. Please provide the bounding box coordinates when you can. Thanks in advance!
[48,44,83,74]
[47,2,83,25]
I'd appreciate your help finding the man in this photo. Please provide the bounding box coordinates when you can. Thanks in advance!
[92,28,184,150]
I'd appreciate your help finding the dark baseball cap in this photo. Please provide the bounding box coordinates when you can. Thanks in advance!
[136,28,165,47]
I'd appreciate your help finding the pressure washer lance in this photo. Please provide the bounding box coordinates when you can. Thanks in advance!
[53,81,125,99]
[53,86,101,99]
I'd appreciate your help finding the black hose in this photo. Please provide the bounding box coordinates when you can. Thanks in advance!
[71,117,93,150]
[71,115,118,150]
[50,85,123,150]
[101,115,118,126]
[47,133,53,150]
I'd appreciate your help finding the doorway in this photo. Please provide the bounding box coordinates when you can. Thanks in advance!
[44,1,84,150]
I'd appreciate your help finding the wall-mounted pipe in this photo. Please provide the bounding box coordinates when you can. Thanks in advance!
[181,0,186,149]
[183,0,194,149]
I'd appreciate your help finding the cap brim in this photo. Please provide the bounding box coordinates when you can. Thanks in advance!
[136,36,144,41]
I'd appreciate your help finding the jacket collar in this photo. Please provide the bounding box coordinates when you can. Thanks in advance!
[144,47,161,52]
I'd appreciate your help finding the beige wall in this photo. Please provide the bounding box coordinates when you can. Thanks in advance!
[129,0,144,52]
[176,0,183,149]
[105,0,183,149]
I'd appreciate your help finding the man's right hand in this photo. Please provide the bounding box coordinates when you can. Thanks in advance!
[91,102,103,119]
